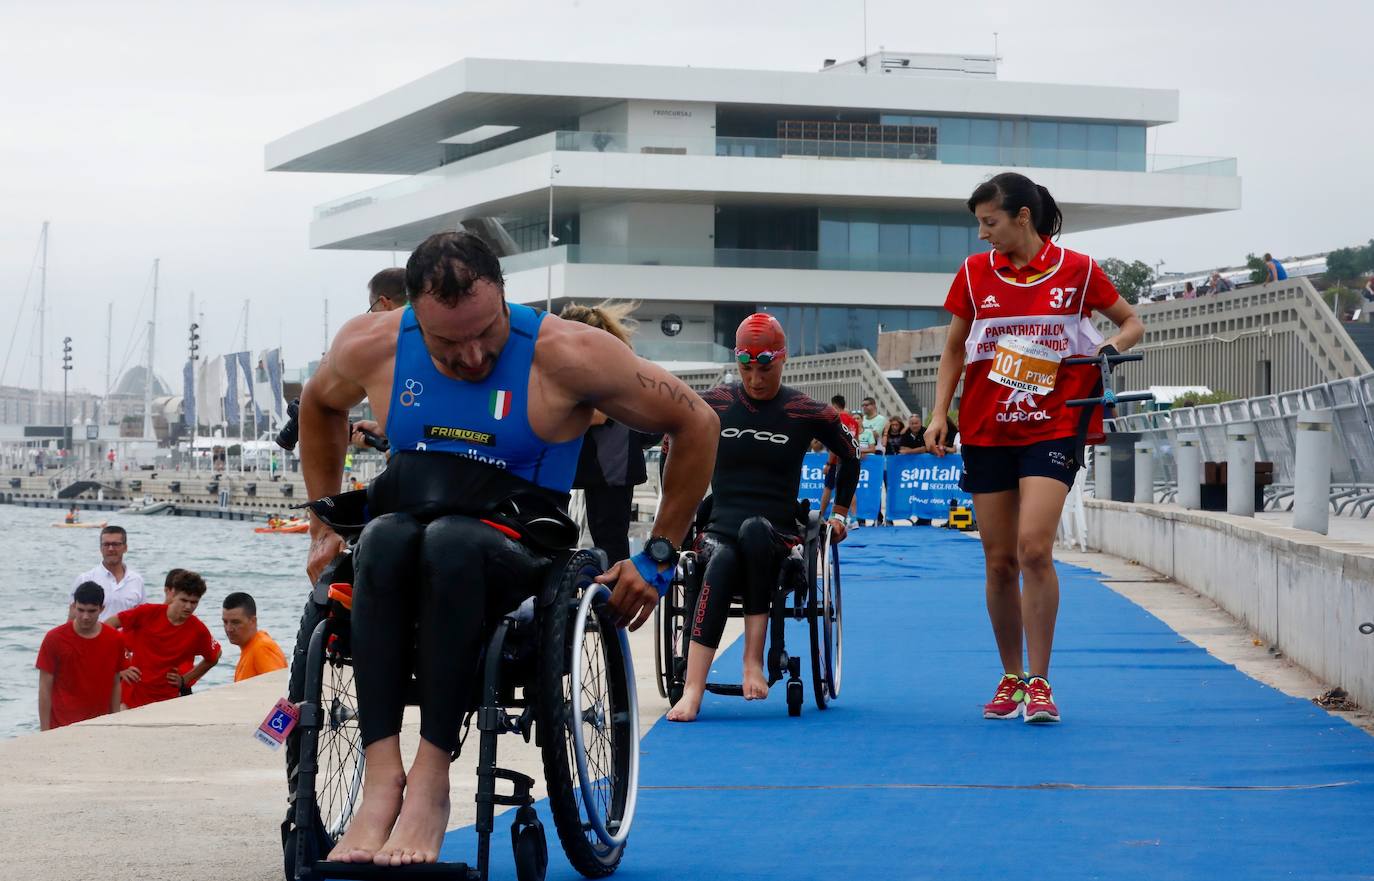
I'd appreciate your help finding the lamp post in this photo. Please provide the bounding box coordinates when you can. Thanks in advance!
[188,322,199,471]
[61,337,72,455]
[545,162,561,314]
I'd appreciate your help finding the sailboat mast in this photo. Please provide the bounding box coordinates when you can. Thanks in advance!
[37,221,47,422]
[142,258,159,440]
[104,301,112,425]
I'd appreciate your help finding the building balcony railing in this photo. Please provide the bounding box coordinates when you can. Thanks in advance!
[313,130,1238,220]
[500,244,966,275]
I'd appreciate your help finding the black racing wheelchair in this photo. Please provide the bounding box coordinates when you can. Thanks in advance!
[653,499,842,717]
[281,491,640,881]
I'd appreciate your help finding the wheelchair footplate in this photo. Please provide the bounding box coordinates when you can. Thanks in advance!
[304,861,480,880]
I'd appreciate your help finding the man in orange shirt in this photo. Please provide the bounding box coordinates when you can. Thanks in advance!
[221,592,286,681]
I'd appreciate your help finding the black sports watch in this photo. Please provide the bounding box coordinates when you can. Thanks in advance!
[644,535,680,567]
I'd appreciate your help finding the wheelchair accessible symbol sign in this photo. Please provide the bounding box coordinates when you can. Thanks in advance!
[255,697,300,751]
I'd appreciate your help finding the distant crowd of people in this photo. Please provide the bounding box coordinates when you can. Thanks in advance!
[35,524,287,731]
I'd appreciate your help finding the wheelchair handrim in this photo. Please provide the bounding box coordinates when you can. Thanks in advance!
[569,582,640,849]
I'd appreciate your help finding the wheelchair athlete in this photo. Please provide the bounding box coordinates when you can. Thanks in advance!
[299,231,717,867]
[667,313,860,722]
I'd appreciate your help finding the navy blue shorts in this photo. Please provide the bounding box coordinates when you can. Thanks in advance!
[959,437,1080,494]
[823,466,836,490]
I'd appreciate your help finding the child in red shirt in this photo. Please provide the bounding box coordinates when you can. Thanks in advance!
[111,570,221,709]
[36,581,127,729]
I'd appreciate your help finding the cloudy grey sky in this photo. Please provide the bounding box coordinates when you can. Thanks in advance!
[2,0,1369,394]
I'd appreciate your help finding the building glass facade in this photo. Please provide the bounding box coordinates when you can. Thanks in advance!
[879,115,1147,171]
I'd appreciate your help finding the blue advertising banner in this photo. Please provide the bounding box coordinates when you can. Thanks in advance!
[798,452,829,510]
[852,457,884,521]
[885,453,972,521]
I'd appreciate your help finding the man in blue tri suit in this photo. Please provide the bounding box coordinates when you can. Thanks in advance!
[667,314,861,722]
[299,231,718,866]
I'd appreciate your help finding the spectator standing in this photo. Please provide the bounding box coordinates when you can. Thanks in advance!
[110,570,221,709]
[70,525,145,622]
[830,395,861,440]
[882,417,906,456]
[561,301,657,564]
[36,582,126,730]
[897,414,928,453]
[106,447,116,470]
[222,592,287,682]
[1264,253,1288,282]
[859,397,886,453]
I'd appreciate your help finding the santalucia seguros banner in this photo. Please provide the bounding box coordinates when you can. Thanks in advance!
[885,453,972,521]
[797,452,884,521]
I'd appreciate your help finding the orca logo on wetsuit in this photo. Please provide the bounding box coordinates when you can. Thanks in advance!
[720,428,790,444]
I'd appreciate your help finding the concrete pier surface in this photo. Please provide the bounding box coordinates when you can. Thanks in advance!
[3,526,1370,880]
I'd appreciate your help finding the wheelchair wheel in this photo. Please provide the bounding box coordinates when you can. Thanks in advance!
[655,552,692,705]
[806,532,829,712]
[539,551,639,878]
[284,617,364,879]
[820,525,843,700]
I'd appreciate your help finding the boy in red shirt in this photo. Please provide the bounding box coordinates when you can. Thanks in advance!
[36,581,127,730]
[111,570,221,709]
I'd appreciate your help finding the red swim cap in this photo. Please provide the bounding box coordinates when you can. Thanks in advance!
[735,313,786,356]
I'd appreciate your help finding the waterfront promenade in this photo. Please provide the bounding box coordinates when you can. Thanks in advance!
[3,524,1371,880]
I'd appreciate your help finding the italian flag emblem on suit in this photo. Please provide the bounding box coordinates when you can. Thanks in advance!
[490,389,513,420]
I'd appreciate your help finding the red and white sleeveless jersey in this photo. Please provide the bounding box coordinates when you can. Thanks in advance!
[943,240,1120,446]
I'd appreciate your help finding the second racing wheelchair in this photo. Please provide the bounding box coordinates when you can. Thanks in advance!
[281,489,640,881]
[653,498,843,717]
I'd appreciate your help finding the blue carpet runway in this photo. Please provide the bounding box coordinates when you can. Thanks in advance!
[445,527,1374,880]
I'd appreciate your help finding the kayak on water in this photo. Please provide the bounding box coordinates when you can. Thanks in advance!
[255,520,308,534]
[51,521,109,529]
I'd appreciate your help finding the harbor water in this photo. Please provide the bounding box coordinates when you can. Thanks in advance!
[0,503,309,739]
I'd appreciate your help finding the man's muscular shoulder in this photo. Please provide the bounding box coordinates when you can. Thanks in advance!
[329,311,401,383]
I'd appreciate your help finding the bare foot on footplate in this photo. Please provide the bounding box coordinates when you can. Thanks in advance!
[374,771,451,866]
[743,662,769,700]
[327,770,405,863]
[667,684,705,722]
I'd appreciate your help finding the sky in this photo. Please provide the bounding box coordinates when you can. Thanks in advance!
[2,0,1371,395]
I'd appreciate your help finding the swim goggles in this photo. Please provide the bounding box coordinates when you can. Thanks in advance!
[735,348,785,365]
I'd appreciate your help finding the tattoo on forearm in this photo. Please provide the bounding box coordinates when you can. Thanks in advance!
[636,372,696,411]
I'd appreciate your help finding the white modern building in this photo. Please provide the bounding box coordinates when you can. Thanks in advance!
[267,52,1240,364]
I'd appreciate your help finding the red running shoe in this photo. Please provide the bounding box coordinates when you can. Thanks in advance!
[1024,677,1061,724]
[982,673,1027,719]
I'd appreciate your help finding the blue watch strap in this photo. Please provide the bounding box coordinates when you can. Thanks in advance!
[631,551,674,597]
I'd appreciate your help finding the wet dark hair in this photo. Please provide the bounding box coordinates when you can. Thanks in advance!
[163,567,186,589]
[831,395,846,408]
[167,569,207,599]
[73,581,105,606]
[405,231,505,306]
[966,172,1063,239]
[368,267,407,306]
[223,591,256,616]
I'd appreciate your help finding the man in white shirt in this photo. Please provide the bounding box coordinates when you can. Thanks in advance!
[70,526,145,622]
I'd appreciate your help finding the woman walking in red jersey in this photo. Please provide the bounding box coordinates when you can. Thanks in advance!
[925,172,1143,724]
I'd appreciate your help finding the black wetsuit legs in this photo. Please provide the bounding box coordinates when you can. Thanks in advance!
[690,516,795,650]
[352,513,548,754]
[353,513,424,751]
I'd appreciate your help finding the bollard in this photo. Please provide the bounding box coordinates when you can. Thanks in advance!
[1226,422,1256,516]
[1134,442,1154,503]
[1176,433,1201,509]
[1293,409,1332,534]
[1093,444,1112,499]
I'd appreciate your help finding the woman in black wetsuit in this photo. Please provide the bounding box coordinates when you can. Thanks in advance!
[667,314,860,722]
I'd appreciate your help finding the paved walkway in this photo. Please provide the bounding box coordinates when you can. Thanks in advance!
[455,527,1374,880]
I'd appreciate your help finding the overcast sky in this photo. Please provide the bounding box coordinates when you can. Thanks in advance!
[3,0,1370,394]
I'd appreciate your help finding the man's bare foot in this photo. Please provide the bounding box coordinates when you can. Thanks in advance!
[374,768,451,866]
[327,770,405,863]
[743,662,769,700]
[667,684,705,722]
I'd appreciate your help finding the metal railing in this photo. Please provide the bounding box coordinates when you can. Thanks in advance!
[1105,370,1374,517]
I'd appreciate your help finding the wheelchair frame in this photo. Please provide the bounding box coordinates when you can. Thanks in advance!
[653,509,843,717]
[283,548,639,881]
